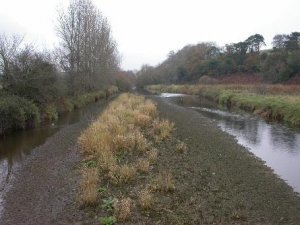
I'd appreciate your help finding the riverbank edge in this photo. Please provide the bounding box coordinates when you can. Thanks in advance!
[148,94,300,224]
[145,84,300,127]
[0,86,119,136]
[0,95,116,225]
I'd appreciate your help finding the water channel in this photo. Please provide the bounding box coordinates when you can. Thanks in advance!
[160,93,300,193]
[0,100,104,193]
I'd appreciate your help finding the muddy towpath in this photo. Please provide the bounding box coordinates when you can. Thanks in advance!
[0,98,113,225]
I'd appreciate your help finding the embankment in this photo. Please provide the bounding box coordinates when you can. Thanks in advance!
[0,86,118,135]
[146,84,300,126]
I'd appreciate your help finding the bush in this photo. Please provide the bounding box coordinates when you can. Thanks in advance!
[43,104,58,122]
[0,94,40,134]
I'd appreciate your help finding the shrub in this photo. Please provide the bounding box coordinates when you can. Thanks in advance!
[106,85,119,96]
[0,94,40,134]
[43,104,58,122]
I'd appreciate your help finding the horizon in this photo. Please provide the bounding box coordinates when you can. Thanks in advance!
[1,0,300,71]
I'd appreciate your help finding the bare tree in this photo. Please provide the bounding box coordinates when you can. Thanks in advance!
[56,0,119,93]
[0,34,24,86]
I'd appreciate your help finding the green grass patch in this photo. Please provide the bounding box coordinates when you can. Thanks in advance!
[146,84,300,126]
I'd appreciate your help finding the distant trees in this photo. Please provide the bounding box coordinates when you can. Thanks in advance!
[246,34,266,53]
[137,32,300,87]
[272,32,300,50]
[272,34,288,49]
[285,32,300,51]
[56,0,119,94]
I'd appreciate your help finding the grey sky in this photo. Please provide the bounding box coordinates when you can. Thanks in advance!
[0,0,299,70]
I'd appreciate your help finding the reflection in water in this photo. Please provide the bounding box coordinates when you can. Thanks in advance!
[0,127,58,190]
[161,93,300,193]
[0,102,89,190]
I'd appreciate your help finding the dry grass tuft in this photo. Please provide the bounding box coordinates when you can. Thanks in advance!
[133,110,152,127]
[97,150,117,172]
[134,130,148,152]
[113,133,136,152]
[136,159,150,173]
[114,198,132,222]
[80,168,99,205]
[153,170,175,192]
[119,164,137,183]
[108,164,137,184]
[176,141,188,154]
[138,189,153,210]
[147,148,158,163]
[152,119,174,143]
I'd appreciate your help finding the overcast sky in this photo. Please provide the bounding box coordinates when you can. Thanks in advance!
[0,0,299,70]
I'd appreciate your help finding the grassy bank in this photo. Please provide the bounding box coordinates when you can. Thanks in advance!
[0,86,118,135]
[146,84,300,126]
[78,93,182,224]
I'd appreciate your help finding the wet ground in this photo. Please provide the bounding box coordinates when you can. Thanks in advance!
[0,98,112,225]
[161,93,300,193]
[148,94,300,224]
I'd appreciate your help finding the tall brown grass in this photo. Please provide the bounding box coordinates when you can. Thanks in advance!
[114,198,132,221]
[153,170,175,193]
[78,93,175,204]
[152,119,174,143]
[138,188,153,210]
[80,168,99,205]
[136,159,150,173]
[147,148,158,163]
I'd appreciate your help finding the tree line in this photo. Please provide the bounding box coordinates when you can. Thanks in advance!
[0,0,132,135]
[136,32,300,87]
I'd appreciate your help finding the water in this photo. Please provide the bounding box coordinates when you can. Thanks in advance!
[161,93,300,193]
[0,101,99,192]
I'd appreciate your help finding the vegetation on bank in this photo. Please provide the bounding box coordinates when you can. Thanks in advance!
[0,86,118,135]
[136,32,300,87]
[0,0,133,135]
[78,93,179,224]
[0,94,40,133]
[146,84,300,126]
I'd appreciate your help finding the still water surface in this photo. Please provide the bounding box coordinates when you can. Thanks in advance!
[161,93,300,193]
[0,101,102,191]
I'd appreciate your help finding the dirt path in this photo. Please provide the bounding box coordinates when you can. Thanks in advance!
[0,99,111,225]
